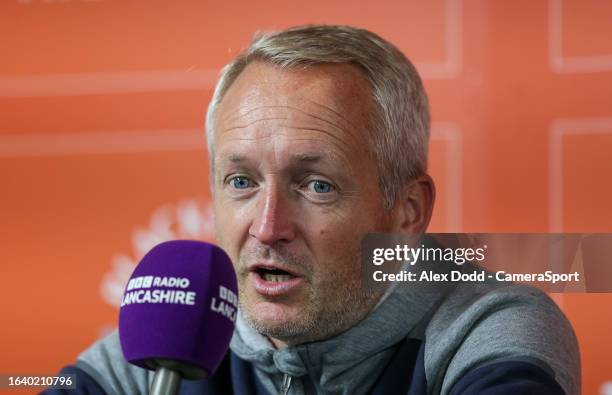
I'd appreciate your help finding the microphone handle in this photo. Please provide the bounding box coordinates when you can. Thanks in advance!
[151,366,181,395]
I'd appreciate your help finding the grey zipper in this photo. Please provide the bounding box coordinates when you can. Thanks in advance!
[279,373,292,395]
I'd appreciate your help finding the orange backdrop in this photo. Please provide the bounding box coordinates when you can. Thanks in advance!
[1,0,611,394]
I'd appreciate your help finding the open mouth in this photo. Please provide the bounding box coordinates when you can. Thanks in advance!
[249,264,304,296]
[255,267,296,283]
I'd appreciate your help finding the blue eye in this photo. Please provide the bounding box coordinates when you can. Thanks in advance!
[230,176,251,189]
[308,180,334,193]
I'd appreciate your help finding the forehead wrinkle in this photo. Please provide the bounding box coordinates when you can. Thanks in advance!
[218,116,289,135]
[302,98,366,135]
[218,105,286,126]
[221,124,359,159]
[220,104,362,143]
[216,134,355,171]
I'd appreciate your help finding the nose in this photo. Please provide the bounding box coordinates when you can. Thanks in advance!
[249,182,296,245]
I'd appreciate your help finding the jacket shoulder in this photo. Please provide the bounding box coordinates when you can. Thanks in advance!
[76,330,152,395]
[424,284,580,395]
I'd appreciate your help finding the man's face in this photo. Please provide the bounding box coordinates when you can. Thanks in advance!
[211,61,395,345]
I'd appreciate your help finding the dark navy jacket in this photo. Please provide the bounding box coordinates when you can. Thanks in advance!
[46,337,565,395]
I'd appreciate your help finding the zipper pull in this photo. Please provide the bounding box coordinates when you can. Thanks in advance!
[279,373,292,395]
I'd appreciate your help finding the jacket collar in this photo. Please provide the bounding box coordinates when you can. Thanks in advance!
[229,284,443,393]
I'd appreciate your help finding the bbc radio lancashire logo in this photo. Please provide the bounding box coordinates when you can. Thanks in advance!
[119,274,238,323]
[121,276,196,307]
[100,199,216,309]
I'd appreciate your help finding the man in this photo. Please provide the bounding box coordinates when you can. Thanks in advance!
[50,25,579,394]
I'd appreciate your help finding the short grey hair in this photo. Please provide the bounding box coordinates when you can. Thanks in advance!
[205,25,430,210]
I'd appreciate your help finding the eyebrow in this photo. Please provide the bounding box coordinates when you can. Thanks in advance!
[293,152,323,162]
[225,153,247,163]
[220,152,325,164]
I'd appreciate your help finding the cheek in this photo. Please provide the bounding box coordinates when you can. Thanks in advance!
[310,198,384,243]
[213,200,245,262]
[310,221,363,268]
[306,201,389,275]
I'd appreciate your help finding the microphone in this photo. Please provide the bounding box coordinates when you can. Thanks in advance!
[118,240,238,395]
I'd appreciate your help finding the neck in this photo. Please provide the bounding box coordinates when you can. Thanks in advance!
[268,336,288,350]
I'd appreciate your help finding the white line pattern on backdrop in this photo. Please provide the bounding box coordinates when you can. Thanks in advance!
[549,0,612,73]
[1,0,462,99]
[0,129,206,156]
[417,0,463,79]
[0,70,220,98]
[549,117,612,232]
[432,122,463,232]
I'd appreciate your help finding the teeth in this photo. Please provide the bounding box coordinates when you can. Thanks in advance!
[262,273,293,282]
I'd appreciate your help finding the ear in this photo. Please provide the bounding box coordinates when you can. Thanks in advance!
[391,174,436,233]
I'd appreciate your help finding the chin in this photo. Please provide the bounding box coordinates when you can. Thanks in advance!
[244,299,316,340]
